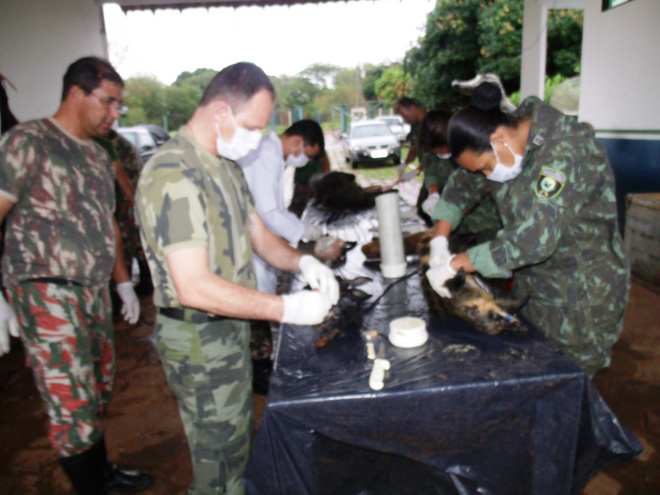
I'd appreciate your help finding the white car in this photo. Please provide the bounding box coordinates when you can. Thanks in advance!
[376,115,411,142]
[341,120,401,169]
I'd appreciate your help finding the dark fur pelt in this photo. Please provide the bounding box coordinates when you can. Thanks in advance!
[310,171,377,210]
[418,232,528,335]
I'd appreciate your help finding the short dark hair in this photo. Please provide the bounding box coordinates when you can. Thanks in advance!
[61,57,123,101]
[200,62,276,111]
[419,110,452,151]
[447,83,514,157]
[397,97,421,110]
[283,119,324,151]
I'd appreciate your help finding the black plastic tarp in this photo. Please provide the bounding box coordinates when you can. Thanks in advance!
[244,199,642,495]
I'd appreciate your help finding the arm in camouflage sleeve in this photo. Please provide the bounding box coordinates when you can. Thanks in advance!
[467,152,589,278]
[432,167,491,228]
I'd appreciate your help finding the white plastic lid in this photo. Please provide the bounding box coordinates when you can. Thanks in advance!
[388,317,428,348]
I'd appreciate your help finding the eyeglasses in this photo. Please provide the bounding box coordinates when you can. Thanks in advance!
[90,92,122,111]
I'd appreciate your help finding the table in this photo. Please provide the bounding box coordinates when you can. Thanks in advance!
[244,197,642,495]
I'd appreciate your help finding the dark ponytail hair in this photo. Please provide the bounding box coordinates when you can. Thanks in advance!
[419,110,452,151]
[448,82,516,158]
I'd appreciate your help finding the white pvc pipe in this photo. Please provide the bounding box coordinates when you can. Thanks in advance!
[375,191,407,278]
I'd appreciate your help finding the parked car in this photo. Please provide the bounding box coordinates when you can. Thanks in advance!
[142,123,171,146]
[117,125,160,163]
[341,120,401,169]
[376,115,410,142]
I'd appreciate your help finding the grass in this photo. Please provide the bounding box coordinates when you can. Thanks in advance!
[348,144,422,186]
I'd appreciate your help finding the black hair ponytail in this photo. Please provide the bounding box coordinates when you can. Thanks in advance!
[448,82,515,158]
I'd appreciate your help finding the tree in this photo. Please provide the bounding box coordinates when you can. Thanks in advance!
[123,76,165,126]
[172,68,217,93]
[362,64,385,102]
[164,84,202,130]
[404,0,583,108]
[375,65,412,107]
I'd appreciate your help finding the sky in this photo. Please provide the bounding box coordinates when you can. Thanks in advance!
[103,0,435,85]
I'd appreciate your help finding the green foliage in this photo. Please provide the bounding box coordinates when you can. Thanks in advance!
[375,65,411,107]
[119,4,582,132]
[123,76,165,126]
[172,68,217,92]
[362,65,385,102]
[404,0,583,107]
[164,84,202,130]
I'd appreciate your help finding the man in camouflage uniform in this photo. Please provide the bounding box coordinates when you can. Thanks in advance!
[135,62,339,495]
[0,57,151,494]
[428,92,629,376]
[99,129,153,294]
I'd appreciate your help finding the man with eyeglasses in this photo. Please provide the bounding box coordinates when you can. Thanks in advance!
[0,57,151,495]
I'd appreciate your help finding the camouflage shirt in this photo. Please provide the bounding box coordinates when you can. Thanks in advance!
[421,151,458,190]
[433,97,629,371]
[0,118,116,288]
[135,127,257,308]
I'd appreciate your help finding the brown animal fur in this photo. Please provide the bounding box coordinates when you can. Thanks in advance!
[417,233,527,335]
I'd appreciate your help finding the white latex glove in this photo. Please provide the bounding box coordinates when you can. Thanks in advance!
[429,236,451,268]
[396,163,406,178]
[0,294,19,356]
[116,281,140,325]
[299,255,340,305]
[302,224,324,242]
[401,170,417,182]
[422,192,441,216]
[426,255,457,298]
[281,290,333,326]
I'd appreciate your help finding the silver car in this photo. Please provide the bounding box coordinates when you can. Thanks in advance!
[376,115,411,142]
[342,120,401,169]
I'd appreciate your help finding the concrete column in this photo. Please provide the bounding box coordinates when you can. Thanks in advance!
[521,0,548,100]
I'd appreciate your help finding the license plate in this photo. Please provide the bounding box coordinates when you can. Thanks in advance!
[371,149,388,159]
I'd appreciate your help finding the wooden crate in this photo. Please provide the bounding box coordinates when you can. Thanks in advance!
[624,192,660,292]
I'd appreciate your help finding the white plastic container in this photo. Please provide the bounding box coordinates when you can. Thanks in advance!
[388,317,428,348]
[375,191,407,278]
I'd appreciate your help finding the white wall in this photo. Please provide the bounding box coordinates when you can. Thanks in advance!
[579,0,660,131]
[0,0,107,122]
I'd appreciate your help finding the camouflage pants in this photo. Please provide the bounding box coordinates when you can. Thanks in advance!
[6,281,113,456]
[155,313,253,495]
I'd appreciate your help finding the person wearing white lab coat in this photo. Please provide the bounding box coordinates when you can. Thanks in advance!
[239,119,325,294]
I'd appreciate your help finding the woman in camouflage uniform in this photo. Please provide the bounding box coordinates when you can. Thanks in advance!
[426,83,629,376]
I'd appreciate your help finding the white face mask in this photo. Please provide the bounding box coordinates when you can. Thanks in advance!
[215,108,263,161]
[486,141,524,183]
[285,142,309,168]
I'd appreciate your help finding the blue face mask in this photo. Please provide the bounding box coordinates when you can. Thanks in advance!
[487,141,524,183]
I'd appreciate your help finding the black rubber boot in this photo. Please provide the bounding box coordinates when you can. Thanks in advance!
[99,438,153,494]
[58,443,106,495]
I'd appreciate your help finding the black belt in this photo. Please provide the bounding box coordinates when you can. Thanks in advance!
[24,277,83,287]
[159,307,226,323]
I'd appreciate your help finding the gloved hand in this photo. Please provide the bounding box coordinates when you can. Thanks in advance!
[116,281,140,325]
[396,163,407,178]
[401,170,417,182]
[429,236,451,268]
[426,255,457,298]
[422,192,441,216]
[302,224,324,242]
[0,294,19,356]
[299,255,340,305]
[281,290,333,326]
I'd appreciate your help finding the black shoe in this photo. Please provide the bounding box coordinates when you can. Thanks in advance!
[252,357,273,395]
[103,462,153,494]
[100,439,153,494]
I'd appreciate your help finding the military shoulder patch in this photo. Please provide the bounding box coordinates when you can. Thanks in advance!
[535,167,566,200]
